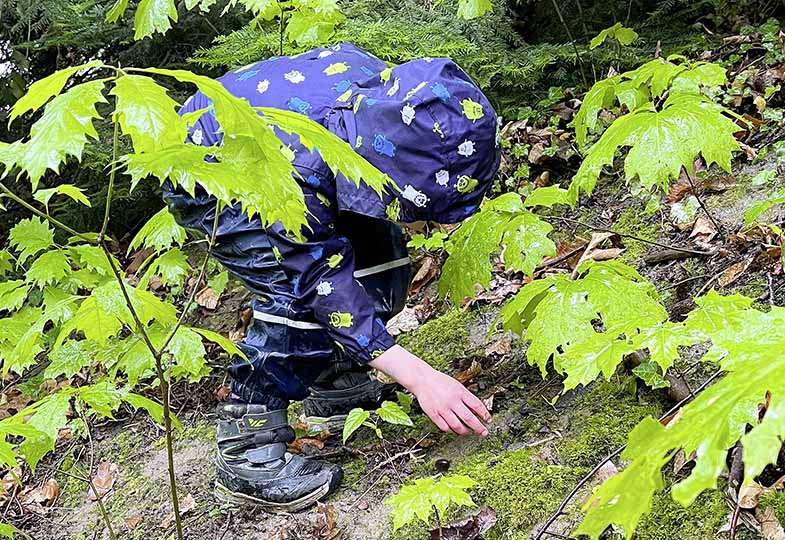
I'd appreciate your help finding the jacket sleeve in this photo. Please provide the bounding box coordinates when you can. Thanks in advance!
[265,214,396,364]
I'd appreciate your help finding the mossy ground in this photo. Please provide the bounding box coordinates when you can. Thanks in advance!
[397,309,477,371]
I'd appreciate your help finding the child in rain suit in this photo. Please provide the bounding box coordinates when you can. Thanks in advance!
[163,42,501,511]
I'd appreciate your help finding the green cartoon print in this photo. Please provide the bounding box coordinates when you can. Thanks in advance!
[456,175,479,193]
[329,311,354,328]
[461,98,484,122]
[327,253,344,268]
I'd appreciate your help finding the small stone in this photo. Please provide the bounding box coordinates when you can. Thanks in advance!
[435,459,450,472]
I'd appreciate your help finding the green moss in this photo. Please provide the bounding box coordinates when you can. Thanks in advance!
[154,421,214,450]
[558,381,661,467]
[341,456,368,486]
[460,449,584,539]
[613,207,659,262]
[634,486,731,540]
[397,309,476,371]
[760,490,785,529]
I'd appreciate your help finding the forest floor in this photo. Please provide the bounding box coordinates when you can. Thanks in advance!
[13,24,785,540]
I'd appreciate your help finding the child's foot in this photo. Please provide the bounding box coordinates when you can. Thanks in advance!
[215,403,342,512]
[303,371,399,434]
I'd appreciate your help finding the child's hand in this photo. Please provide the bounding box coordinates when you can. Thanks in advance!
[369,345,491,437]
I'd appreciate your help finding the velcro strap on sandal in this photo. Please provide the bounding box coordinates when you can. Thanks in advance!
[245,442,287,465]
[241,409,289,432]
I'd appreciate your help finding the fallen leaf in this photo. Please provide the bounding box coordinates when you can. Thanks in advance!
[125,513,143,530]
[357,500,369,510]
[758,506,785,540]
[410,256,440,294]
[88,462,118,501]
[455,360,482,385]
[21,478,60,507]
[0,389,33,420]
[690,216,718,243]
[126,248,154,275]
[229,307,253,342]
[719,258,753,288]
[572,232,622,278]
[195,286,220,310]
[739,481,765,509]
[214,384,231,401]
[386,307,420,336]
[288,438,325,454]
[485,336,512,357]
[482,394,495,412]
[160,494,196,529]
[315,503,341,539]
[754,95,767,113]
[429,507,497,540]
[595,461,619,484]
[667,180,693,204]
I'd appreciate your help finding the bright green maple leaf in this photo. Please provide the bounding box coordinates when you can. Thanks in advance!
[570,93,742,200]
[193,327,246,359]
[0,251,13,277]
[133,0,178,40]
[376,401,412,427]
[285,7,345,45]
[25,250,71,287]
[42,287,80,324]
[33,184,91,208]
[111,74,186,153]
[258,107,393,197]
[106,0,130,23]
[44,339,95,380]
[385,475,477,530]
[9,217,54,265]
[141,248,190,287]
[0,280,29,312]
[578,297,785,539]
[17,391,71,471]
[127,207,187,254]
[13,80,107,189]
[68,243,119,276]
[9,61,103,123]
[166,327,207,378]
[457,0,492,19]
[439,193,555,302]
[56,296,123,347]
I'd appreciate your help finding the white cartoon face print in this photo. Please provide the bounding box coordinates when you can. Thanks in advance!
[401,103,416,126]
[401,185,430,208]
[457,139,476,157]
[435,169,450,186]
[318,50,334,58]
[191,128,203,145]
[256,79,270,94]
[284,70,305,84]
[386,78,400,97]
[316,281,334,296]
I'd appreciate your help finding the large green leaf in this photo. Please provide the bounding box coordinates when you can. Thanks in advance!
[18,391,72,471]
[111,75,186,153]
[12,80,107,189]
[590,23,638,49]
[25,250,71,287]
[439,193,556,302]
[9,61,103,123]
[570,93,741,200]
[456,0,492,19]
[133,0,178,40]
[385,475,477,530]
[258,107,393,197]
[9,217,54,265]
[127,207,187,254]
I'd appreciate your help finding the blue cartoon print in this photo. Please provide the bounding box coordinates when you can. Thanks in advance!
[236,69,260,82]
[287,97,312,114]
[334,79,352,93]
[306,175,321,187]
[431,82,451,102]
[373,133,396,157]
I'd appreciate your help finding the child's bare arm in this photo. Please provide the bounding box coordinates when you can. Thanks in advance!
[369,345,491,437]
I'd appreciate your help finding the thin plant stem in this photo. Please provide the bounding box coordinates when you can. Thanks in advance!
[98,117,121,243]
[159,204,222,354]
[549,0,588,87]
[684,170,724,237]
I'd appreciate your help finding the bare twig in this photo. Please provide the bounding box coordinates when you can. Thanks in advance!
[534,370,724,540]
[546,216,713,256]
[684,171,724,237]
[549,0,588,87]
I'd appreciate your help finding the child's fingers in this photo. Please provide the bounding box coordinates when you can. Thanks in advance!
[428,411,451,434]
[454,403,489,437]
[462,390,491,424]
[444,411,471,436]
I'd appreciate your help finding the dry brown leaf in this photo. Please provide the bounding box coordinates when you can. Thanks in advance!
[482,394,495,412]
[21,479,60,506]
[288,438,326,454]
[485,336,512,357]
[595,461,619,484]
[758,506,785,540]
[125,513,143,530]
[739,481,766,509]
[214,384,232,402]
[229,307,253,342]
[690,216,718,243]
[719,259,753,288]
[386,307,420,336]
[160,494,196,529]
[410,256,440,294]
[754,95,767,113]
[571,232,621,278]
[315,503,341,540]
[88,462,118,501]
[667,180,693,204]
[455,360,482,385]
[0,389,33,420]
[195,286,220,310]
